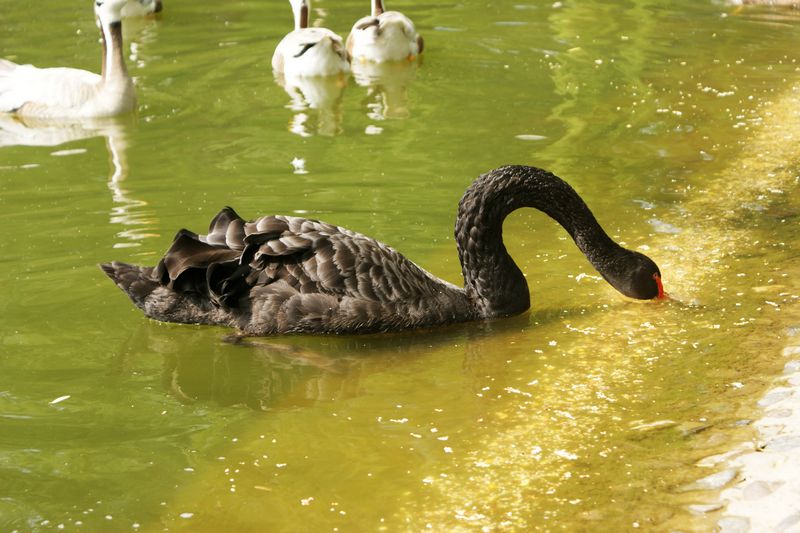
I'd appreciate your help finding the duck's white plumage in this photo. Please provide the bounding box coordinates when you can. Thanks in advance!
[347,0,423,63]
[0,0,135,119]
[272,0,350,78]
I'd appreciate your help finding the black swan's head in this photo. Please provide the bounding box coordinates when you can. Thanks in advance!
[603,250,664,300]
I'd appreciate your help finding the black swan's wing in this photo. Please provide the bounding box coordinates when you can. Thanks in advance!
[149,207,462,332]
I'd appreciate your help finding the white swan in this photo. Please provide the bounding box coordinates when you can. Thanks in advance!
[0,0,136,119]
[346,0,423,63]
[271,0,350,77]
[122,0,163,18]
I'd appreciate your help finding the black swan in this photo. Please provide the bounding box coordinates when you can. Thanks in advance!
[100,165,664,335]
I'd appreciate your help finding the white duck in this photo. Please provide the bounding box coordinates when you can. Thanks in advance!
[272,0,350,78]
[121,0,163,18]
[347,0,423,63]
[0,0,136,119]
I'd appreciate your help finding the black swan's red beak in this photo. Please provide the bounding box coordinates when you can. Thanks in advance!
[653,273,666,300]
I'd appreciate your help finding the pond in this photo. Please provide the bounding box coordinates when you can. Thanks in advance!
[1,0,800,530]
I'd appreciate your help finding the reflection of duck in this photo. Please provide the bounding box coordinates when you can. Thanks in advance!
[347,0,424,63]
[102,165,665,335]
[271,0,350,77]
[277,74,347,137]
[122,0,163,17]
[0,0,136,119]
[0,114,156,248]
[353,60,417,120]
[0,114,119,148]
[101,126,159,249]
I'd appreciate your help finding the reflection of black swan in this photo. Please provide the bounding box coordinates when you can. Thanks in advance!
[101,165,664,335]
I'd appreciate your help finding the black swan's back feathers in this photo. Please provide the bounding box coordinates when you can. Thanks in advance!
[100,262,159,308]
[102,207,473,334]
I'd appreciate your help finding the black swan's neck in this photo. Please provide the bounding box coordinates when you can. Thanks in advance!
[455,165,658,318]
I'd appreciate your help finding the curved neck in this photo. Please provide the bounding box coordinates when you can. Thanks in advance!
[295,1,309,29]
[372,0,385,16]
[455,165,622,318]
[100,21,128,85]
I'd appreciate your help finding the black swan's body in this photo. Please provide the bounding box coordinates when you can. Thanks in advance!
[101,165,664,335]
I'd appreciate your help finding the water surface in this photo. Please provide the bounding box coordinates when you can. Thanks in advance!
[1,0,800,530]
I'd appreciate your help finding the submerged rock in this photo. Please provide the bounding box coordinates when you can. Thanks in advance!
[683,468,738,491]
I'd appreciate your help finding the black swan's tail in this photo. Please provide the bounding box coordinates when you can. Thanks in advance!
[99,261,160,310]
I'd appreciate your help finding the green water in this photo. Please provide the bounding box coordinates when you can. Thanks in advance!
[2,0,800,530]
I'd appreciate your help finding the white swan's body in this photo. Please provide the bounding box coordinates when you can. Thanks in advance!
[272,0,349,78]
[347,0,423,63]
[0,0,136,119]
[273,29,350,77]
[0,62,132,119]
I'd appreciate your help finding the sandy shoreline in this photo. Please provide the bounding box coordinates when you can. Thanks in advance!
[714,341,800,531]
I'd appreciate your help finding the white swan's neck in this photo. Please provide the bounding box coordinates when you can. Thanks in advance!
[293,0,310,30]
[372,0,386,16]
[100,21,128,86]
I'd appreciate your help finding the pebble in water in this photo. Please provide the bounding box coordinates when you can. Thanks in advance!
[682,468,738,491]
